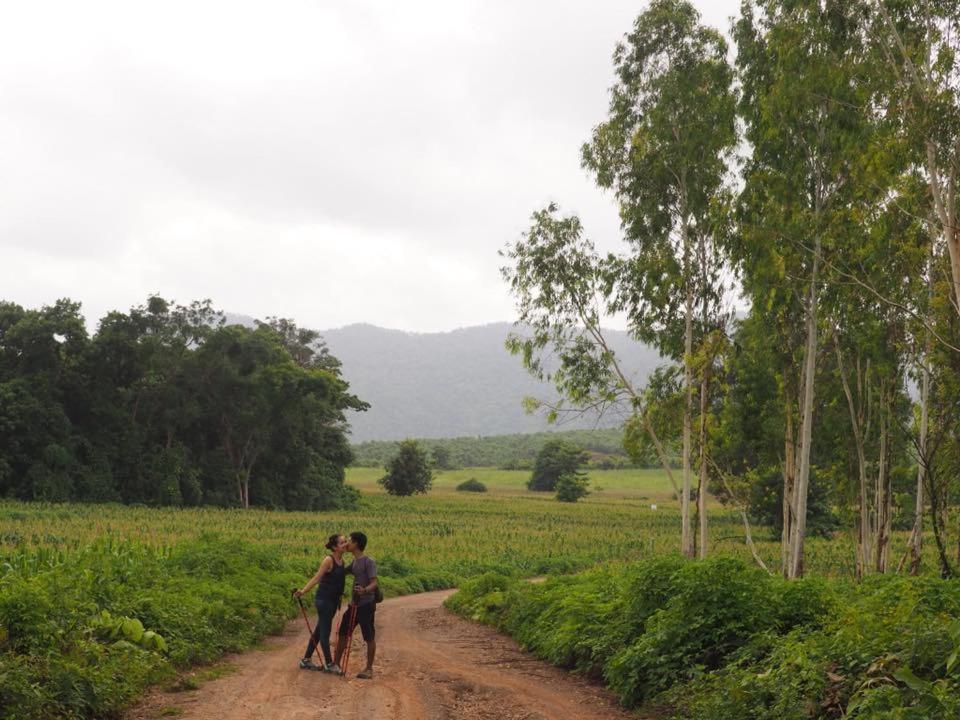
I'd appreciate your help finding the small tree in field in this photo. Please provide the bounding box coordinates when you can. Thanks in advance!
[555,471,590,503]
[528,440,588,491]
[379,440,434,496]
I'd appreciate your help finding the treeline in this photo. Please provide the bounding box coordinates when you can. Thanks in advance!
[504,0,960,578]
[0,296,365,509]
[351,428,640,469]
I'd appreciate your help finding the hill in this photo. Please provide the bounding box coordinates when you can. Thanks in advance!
[351,427,636,468]
[319,322,659,441]
[225,317,660,441]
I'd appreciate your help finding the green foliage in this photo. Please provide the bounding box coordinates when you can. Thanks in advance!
[455,478,487,493]
[0,536,302,719]
[528,440,588,492]
[0,297,365,511]
[448,557,960,718]
[351,428,636,469]
[555,471,590,502]
[379,440,435,496]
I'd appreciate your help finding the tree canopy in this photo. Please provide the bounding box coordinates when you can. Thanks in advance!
[0,296,366,510]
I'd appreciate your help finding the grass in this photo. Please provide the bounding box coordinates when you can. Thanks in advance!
[346,465,680,501]
[0,465,945,719]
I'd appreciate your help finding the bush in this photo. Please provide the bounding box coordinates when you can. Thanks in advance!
[456,478,488,493]
[446,557,960,718]
[379,440,434,496]
[555,471,589,502]
[445,556,842,712]
[0,536,302,719]
[528,440,588,491]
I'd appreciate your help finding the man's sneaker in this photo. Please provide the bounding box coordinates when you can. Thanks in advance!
[324,662,343,675]
[299,658,321,671]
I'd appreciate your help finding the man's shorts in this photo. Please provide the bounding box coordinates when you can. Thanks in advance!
[339,603,375,642]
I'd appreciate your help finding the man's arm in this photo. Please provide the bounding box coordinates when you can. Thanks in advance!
[356,558,378,595]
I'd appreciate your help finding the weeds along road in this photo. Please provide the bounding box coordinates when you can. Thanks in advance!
[127,589,635,720]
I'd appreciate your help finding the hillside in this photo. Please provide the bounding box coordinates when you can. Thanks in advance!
[351,427,634,468]
[318,322,660,441]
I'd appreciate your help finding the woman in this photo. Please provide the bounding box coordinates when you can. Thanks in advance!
[294,533,347,672]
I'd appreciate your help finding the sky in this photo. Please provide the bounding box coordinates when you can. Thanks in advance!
[1,0,740,333]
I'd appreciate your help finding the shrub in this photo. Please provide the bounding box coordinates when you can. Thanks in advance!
[379,440,434,496]
[528,440,588,491]
[555,471,589,502]
[446,556,843,713]
[456,478,488,493]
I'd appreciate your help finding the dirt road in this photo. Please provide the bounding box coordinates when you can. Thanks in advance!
[126,589,635,720]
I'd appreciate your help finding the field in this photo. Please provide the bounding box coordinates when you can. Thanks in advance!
[346,465,679,499]
[0,467,944,718]
[0,467,926,594]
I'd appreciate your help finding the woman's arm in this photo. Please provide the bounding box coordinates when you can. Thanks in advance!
[294,556,333,597]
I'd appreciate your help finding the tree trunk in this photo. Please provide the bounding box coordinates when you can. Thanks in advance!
[789,235,821,579]
[927,469,954,579]
[874,389,891,573]
[698,371,709,559]
[835,342,870,578]
[782,392,796,578]
[681,213,695,558]
[912,348,931,575]
[925,141,960,317]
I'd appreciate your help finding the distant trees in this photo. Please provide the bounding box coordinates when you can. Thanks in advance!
[0,296,366,510]
[528,440,588,492]
[380,440,435,496]
[430,445,454,471]
[352,428,637,470]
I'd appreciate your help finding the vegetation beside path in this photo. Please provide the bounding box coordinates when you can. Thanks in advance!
[447,557,960,719]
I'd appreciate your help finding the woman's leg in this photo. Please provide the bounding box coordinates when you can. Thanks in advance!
[304,619,323,660]
[315,599,336,666]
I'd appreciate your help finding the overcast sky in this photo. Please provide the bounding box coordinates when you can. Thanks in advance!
[2,0,739,333]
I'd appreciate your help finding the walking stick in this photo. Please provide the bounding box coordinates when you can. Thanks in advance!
[339,602,360,678]
[292,591,321,662]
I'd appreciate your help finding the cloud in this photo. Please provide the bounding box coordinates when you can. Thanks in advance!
[0,0,738,331]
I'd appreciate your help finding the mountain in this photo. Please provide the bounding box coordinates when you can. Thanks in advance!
[317,322,661,442]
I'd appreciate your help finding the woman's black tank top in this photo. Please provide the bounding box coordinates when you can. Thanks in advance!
[315,557,346,605]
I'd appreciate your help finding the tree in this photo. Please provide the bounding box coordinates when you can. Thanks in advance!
[581,0,735,558]
[0,295,366,510]
[380,440,434,496]
[870,0,960,320]
[733,0,883,577]
[555,471,591,503]
[504,0,735,557]
[431,445,454,471]
[528,439,588,492]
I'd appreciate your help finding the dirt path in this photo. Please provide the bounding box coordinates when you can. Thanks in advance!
[126,589,636,720]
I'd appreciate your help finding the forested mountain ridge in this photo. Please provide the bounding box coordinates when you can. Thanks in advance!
[229,318,661,442]
[324,322,663,442]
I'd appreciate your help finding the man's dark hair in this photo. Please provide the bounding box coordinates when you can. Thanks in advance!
[350,531,368,551]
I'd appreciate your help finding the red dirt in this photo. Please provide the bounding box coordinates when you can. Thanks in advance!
[125,589,636,720]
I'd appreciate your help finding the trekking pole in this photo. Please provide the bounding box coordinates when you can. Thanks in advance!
[339,602,359,678]
[292,590,320,662]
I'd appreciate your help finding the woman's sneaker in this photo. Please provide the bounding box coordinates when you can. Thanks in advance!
[323,662,343,675]
[299,658,321,671]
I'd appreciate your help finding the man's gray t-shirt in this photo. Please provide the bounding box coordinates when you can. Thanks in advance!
[348,556,378,606]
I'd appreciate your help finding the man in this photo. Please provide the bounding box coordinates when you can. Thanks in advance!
[335,531,378,679]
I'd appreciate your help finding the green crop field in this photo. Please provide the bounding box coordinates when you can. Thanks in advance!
[345,465,680,500]
[0,467,943,719]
